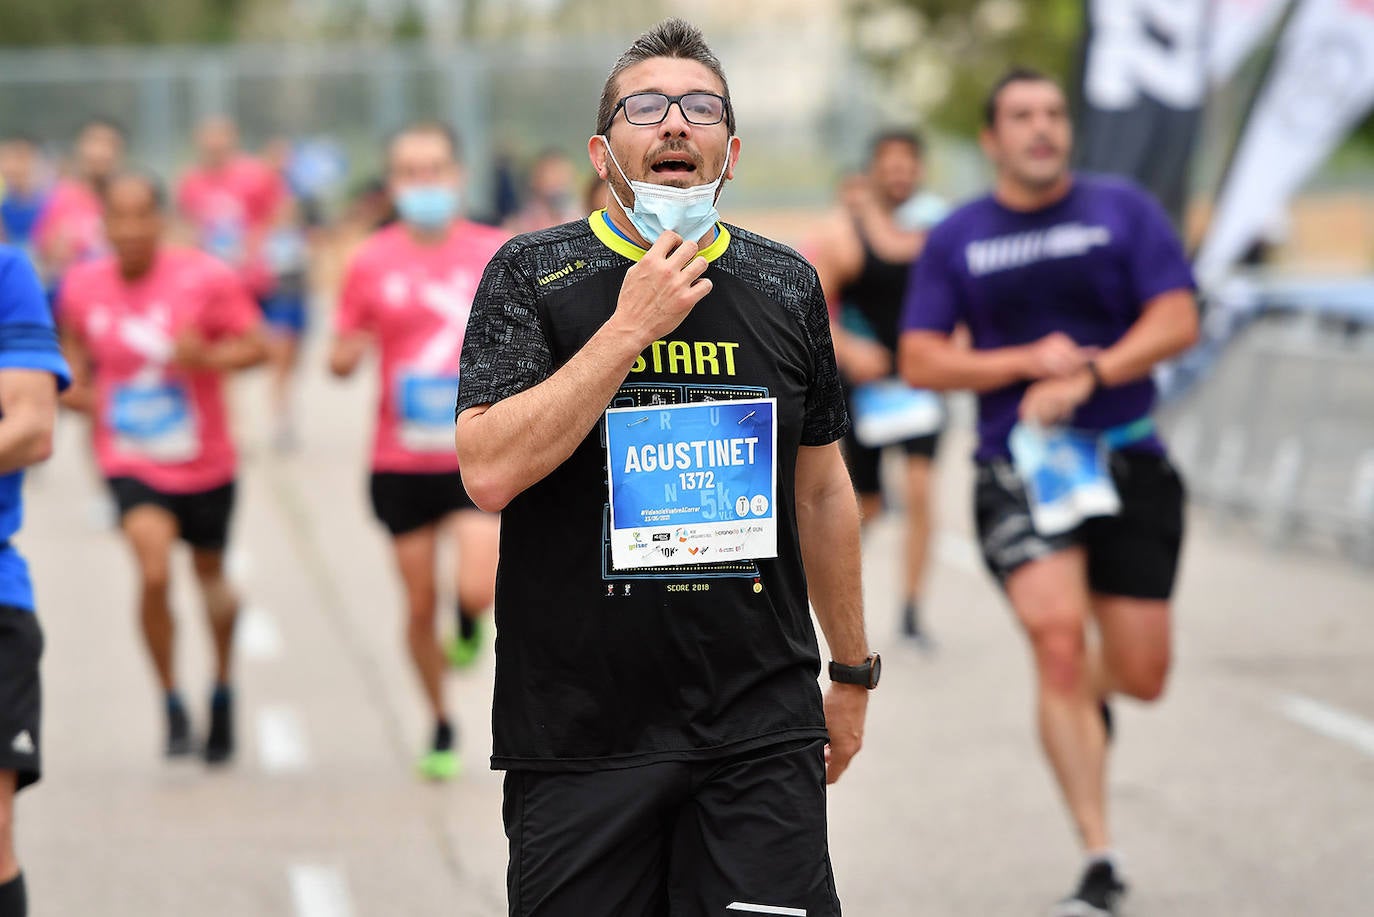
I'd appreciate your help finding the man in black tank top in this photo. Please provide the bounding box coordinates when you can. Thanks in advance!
[810,130,947,646]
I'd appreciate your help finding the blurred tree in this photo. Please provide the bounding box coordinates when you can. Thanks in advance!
[846,0,1082,137]
[0,0,254,45]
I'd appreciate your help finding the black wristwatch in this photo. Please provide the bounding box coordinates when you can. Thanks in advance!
[829,653,881,689]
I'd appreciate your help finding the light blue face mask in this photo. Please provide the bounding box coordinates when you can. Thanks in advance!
[599,136,730,244]
[396,184,460,231]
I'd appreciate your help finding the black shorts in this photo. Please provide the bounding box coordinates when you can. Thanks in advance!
[108,477,237,551]
[0,606,43,792]
[504,739,839,917]
[975,452,1186,600]
[368,471,480,537]
[842,423,940,496]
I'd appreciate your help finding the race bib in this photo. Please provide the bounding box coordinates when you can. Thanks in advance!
[1009,423,1121,536]
[396,371,459,453]
[851,380,944,447]
[606,398,778,570]
[109,381,199,463]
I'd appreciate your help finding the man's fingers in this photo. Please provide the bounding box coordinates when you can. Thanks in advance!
[646,230,683,259]
[665,238,700,269]
[687,277,713,303]
[683,255,710,281]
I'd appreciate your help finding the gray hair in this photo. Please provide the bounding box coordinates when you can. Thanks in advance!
[596,19,736,136]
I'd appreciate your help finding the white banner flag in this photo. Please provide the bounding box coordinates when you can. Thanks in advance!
[1194,0,1374,287]
[1209,0,1293,85]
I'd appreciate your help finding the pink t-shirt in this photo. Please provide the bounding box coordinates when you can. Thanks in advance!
[176,156,286,296]
[336,221,508,474]
[33,180,107,277]
[59,247,261,493]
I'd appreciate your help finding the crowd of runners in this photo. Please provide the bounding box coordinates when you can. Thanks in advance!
[0,19,1201,917]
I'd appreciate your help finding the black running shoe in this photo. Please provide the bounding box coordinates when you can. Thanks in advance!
[204,687,235,765]
[1052,860,1127,917]
[166,701,194,758]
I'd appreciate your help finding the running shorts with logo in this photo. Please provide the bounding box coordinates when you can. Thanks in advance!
[108,477,237,551]
[504,739,839,917]
[975,450,1185,598]
[0,606,43,791]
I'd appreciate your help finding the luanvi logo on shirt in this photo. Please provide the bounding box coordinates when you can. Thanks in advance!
[964,222,1111,277]
[536,260,587,286]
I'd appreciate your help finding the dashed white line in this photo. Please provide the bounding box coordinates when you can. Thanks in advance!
[289,864,354,917]
[1277,693,1374,758]
[237,605,284,661]
[257,705,311,774]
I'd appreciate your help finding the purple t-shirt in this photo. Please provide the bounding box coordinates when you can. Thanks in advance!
[901,174,1195,461]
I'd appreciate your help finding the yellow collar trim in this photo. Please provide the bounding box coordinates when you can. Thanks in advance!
[589,209,731,263]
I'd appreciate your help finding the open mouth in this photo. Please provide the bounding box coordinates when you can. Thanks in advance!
[651,158,697,174]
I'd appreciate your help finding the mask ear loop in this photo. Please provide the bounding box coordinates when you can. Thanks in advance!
[598,135,636,215]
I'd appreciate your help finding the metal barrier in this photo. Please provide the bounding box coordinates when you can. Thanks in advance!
[1162,285,1374,564]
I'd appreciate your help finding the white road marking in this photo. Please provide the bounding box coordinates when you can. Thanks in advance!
[236,605,283,661]
[226,546,253,583]
[726,904,806,916]
[289,864,353,917]
[257,705,311,773]
[935,531,983,576]
[1277,693,1374,758]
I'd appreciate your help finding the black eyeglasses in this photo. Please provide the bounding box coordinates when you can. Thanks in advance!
[606,92,727,131]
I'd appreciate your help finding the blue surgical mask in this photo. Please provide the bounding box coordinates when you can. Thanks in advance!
[396,185,460,231]
[599,136,730,244]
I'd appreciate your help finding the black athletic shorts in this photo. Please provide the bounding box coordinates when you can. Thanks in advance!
[975,451,1186,599]
[0,606,43,792]
[368,470,479,537]
[842,422,940,496]
[108,477,237,551]
[503,739,840,917]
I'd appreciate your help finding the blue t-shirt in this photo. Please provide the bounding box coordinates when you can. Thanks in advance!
[901,174,1195,461]
[0,245,72,612]
[1,190,49,250]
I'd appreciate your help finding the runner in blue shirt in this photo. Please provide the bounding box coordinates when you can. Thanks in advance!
[900,69,1200,917]
[0,245,71,917]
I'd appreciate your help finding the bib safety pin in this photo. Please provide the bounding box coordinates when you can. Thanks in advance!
[626,416,649,428]
[737,410,757,425]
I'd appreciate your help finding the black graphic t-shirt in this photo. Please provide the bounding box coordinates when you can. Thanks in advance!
[457,212,848,772]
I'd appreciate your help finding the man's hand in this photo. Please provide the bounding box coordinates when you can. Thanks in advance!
[1019,367,1095,426]
[839,336,892,386]
[1021,332,1092,380]
[609,232,712,347]
[823,682,868,785]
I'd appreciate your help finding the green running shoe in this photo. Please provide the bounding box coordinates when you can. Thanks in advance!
[446,615,484,670]
[418,748,461,782]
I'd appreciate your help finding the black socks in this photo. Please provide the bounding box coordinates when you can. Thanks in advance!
[434,719,455,753]
[456,605,478,641]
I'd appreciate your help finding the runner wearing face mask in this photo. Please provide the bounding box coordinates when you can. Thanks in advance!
[456,19,870,916]
[329,122,505,781]
[900,69,1199,917]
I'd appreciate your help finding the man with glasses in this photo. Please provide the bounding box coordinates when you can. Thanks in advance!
[456,18,871,917]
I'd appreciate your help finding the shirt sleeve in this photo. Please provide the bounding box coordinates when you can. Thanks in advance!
[333,251,374,335]
[203,259,262,339]
[1125,186,1196,307]
[798,266,850,447]
[0,250,72,390]
[901,225,963,335]
[455,241,552,417]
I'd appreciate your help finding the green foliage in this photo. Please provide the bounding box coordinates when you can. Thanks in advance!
[847,0,1083,138]
[0,0,252,46]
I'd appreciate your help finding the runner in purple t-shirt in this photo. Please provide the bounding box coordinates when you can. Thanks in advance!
[899,69,1199,917]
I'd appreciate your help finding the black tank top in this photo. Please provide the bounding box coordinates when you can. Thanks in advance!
[838,218,912,355]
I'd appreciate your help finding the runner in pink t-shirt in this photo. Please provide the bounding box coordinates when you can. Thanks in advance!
[179,117,303,452]
[33,119,126,289]
[329,121,504,781]
[59,173,266,767]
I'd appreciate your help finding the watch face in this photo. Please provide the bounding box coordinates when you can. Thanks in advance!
[870,653,882,688]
